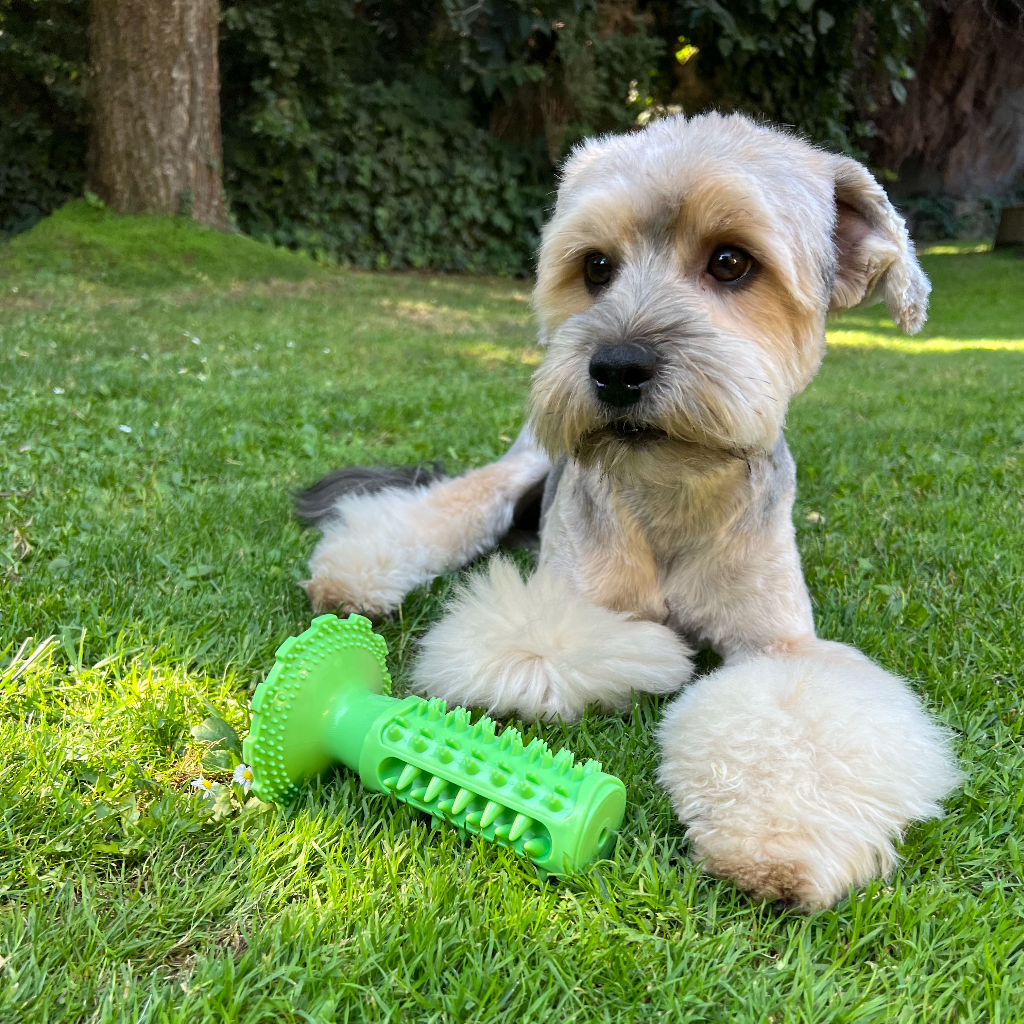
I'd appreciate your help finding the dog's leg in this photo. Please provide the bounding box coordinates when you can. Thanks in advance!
[656,639,960,910]
[410,554,694,722]
[303,435,551,616]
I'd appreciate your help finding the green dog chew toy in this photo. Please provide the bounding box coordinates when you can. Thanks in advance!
[243,614,626,874]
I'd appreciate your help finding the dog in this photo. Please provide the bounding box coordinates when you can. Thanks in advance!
[298,112,960,911]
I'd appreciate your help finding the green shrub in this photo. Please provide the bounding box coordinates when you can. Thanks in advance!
[223,74,551,273]
[0,0,89,239]
[657,0,926,155]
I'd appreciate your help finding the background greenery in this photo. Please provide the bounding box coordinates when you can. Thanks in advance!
[0,0,928,267]
[1,203,1023,1022]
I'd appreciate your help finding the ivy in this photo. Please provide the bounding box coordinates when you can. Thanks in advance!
[0,0,90,239]
[660,0,926,155]
[223,74,551,272]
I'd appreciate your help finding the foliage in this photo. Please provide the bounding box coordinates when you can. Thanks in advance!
[2,222,1024,1018]
[218,0,658,272]
[0,0,90,239]
[894,192,1016,242]
[653,0,927,154]
[220,63,551,271]
[443,0,664,155]
[0,0,960,259]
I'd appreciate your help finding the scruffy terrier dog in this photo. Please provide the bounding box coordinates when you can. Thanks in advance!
[298,113,960,910]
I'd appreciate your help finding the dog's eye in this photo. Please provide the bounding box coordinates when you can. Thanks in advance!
[707,247,753,283]
[584,252,614,290]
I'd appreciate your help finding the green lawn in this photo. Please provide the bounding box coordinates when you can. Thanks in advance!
[2,204,1023,1022]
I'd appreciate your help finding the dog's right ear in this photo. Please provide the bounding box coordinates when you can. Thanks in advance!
[829,156,930,335]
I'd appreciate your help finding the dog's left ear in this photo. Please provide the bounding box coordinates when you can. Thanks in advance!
[829,156,930,335]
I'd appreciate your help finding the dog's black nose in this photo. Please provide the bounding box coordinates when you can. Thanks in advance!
[588,345,657,407]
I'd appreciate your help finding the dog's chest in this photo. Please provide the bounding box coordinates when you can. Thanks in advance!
[543,456,808,651]
[544,464,741,629]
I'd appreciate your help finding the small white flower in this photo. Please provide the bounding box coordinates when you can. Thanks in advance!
[200,357,207,364]
[197,374,207,382]
[323,348,330,354]
[253,344,261,351]
[178,368,188,374]
[191,775,216,799]
[191,337,201,345]
[53,387,65,395]
[286,341,294,348]
[232,763,254,794]
[141,353,149,360]
[118,424,132,433]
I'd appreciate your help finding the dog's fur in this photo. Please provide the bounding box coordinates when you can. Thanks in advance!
[300,113,960,910]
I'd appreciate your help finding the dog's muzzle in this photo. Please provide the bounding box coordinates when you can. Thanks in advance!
[588,344,657,408]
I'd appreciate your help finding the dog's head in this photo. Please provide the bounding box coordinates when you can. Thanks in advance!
[530,113,929,470]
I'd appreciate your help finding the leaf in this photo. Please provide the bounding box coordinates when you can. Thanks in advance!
[241,797,276,816]
[209,787,236,822]
[905,602,934,630]
[191,710,243,758]
[202,748,237,772]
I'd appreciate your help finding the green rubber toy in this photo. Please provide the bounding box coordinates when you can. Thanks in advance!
[242,614,626,875]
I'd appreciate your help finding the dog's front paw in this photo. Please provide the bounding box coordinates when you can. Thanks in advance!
[411,556,693,722]
[657,641,960,911]
[303,544,416,616]
[304,492,433,615]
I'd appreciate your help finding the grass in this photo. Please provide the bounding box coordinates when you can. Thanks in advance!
[1,202,1023,1022]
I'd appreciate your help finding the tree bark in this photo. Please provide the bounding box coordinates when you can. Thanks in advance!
[871,0,1024,199]
[87,0,228,227]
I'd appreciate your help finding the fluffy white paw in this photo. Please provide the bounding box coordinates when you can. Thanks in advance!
[303,487,438,615]
[303,451,550,615]
[656,640,961,910]
[412,555,694,722]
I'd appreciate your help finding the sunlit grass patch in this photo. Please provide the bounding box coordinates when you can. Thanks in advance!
[918,240,994,256]
[827,331,1024,352]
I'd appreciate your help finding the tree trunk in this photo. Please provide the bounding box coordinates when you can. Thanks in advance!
[871,0,1024,199]
[87,0,228,228]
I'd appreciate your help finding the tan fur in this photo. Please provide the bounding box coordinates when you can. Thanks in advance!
[304,448,550,615]
[305,112,957,910]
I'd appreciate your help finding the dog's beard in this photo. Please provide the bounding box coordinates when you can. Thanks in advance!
[569,411,750,474]
[532,342,786,474]
[573,417,667,460]
[531,312,789,473]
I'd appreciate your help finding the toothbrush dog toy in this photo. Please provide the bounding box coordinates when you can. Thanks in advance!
[243,614,626,874]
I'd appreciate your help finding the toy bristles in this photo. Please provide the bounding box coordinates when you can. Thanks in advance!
[243,614,626,875]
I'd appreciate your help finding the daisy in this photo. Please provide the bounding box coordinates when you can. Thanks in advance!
[232,763,254,794]
[190,775,217,800]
